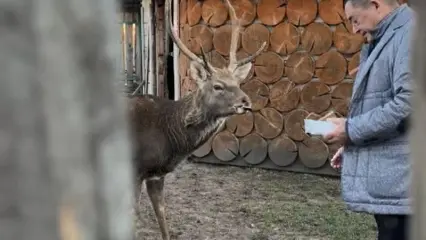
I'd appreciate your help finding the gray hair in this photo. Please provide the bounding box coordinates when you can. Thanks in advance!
[344,0,398,8]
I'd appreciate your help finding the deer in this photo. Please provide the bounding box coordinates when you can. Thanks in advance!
[128,0,267,239]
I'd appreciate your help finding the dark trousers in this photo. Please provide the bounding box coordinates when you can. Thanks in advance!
[374,214,410,240]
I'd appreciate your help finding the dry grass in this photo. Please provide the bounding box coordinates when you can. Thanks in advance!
[135,161,377,240]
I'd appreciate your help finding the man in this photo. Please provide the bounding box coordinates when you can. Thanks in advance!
[323,1,414,240]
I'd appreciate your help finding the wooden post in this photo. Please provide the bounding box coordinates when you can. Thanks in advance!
[0,0,135,239]
[410,1,426,240]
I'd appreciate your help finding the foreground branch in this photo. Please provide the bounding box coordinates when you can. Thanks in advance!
[410,1,426,239]
[0,0,134,239]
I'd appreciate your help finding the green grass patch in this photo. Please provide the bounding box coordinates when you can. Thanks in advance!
[238,169,377,240]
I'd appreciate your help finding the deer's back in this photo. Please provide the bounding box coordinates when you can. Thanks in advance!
[128,94,164,121]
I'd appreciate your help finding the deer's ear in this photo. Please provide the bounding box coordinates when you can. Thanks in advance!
[189,61,208,85]
[232,63,252,83]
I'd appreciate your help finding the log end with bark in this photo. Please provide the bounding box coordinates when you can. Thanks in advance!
[257,0,287,26]
[212,130,239,161]
[286,0,318,26]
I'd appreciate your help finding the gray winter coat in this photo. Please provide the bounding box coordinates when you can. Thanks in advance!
[342,4,414,215]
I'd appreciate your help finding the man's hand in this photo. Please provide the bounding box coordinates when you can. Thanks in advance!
[330,147,344,169]
[323,117,347,145]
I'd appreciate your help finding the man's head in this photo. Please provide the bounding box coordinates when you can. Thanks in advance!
[344,0,400,38]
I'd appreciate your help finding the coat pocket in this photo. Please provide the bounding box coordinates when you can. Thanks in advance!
[366,144,411,199]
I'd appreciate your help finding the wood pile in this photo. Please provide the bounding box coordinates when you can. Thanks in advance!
[180,0,363,176]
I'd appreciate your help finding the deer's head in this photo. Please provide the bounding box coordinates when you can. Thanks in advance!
[166,0,267,126]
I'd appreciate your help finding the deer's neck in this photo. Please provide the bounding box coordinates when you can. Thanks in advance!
[165,92,227,155]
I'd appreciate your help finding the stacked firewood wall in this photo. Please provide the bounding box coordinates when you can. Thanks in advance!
[177,0,390,176]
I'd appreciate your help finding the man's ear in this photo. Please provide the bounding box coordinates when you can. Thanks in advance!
[232,62,252,83]
[370,0,379,9]
[189,61,209,87]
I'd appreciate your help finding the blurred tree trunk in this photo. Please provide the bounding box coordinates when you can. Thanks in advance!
[410,1,426,240]
[0,0,134,239]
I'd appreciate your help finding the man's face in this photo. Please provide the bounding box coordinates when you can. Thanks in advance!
[345,1,382,38]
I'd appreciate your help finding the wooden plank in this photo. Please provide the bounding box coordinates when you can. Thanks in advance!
[156,1,166,97]
[409,2,426,239]
[0,0,134,239]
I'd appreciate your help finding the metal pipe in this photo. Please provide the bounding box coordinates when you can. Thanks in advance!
[139,2,146,94]
[151,0,157,96]
[173,0,180,100]
[143,0,155,95]
[163,0,170,99]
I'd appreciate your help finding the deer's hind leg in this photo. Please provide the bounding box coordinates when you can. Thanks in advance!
[146,176,170,240]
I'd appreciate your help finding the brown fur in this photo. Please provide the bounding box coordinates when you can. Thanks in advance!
[128,91,226,181]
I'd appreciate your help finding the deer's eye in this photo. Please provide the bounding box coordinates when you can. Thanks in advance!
[213,84,224,91]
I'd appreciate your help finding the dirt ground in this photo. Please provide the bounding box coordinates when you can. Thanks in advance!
[134,160,377,240]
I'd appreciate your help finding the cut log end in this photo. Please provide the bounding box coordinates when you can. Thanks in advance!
[301,22,333,55]
[187,0,202,26]
[301,81,332,114]
[212,130,239,161]
[333,22,365,54]
[331,82,353,99]
[254,108,284,139]
[331,82,353,116]
[207,50,227,68]
[268,134,298,167]
[189,25,213,54]
[257,0,286,26]
[318,0,345,25]
[225,111,254,137]
[242,23,270,55]
[229,0,257,26]
[192,135,214,157]
[213,24,241,56]
[254,51,284,84]
[241,78,270,111]
[180,0,188,25]
[270,22,300,55]
[285,109,309,141]
[240,133,268,165]
[299,137,329,169]
[287,0,318,26]
[201,0,229,27]
[285,51,315,84]
[269,79,300,112]
[315,50,348,85]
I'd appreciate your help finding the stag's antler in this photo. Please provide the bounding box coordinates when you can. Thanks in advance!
[166,0,266,74]
[165,0,215,72]
[226,0,240,72]
[224,0,267,72]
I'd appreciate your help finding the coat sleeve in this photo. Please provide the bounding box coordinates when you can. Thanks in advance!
[346,27,413,146]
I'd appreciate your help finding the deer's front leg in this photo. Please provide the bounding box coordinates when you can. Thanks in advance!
[146,176,170,240]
